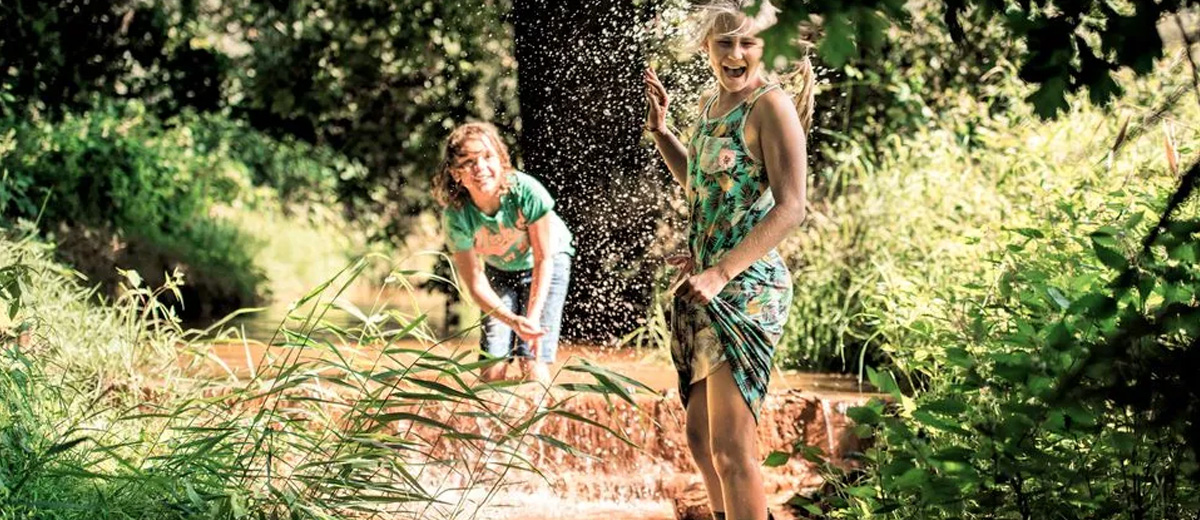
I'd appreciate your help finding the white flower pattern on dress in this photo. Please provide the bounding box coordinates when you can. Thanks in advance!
[716,148,737,171]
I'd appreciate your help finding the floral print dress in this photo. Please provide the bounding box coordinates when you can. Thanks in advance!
[671,83,794,421]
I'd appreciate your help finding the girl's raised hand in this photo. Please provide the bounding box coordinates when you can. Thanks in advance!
[644,68,670,133]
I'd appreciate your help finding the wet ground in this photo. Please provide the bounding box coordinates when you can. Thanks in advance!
[180,321,875,519]
[187,337,872,399]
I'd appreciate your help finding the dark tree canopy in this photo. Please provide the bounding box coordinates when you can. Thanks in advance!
[756,0,1198,118]
[217,0,521,233]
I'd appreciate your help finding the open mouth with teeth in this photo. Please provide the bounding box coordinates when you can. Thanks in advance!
[723,66,747,78]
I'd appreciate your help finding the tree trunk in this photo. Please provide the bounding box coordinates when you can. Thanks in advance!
[512,0,667,343]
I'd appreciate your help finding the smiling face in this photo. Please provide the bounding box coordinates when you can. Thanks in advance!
[450,136,506,202]
[704,13,765,93]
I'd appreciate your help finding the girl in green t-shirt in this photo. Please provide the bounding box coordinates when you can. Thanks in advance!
[433,122,574,385]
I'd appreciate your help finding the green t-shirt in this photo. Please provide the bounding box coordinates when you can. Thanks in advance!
[443,171,575,271]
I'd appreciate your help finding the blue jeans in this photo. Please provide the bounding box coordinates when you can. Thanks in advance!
[481,252,571,363]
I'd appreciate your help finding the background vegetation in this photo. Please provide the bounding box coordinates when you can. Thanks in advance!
[0,233,644,519]
[0,0,514,319]
[2,0,1199,517]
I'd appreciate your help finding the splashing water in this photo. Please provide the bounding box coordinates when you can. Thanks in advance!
[496,0,837,345]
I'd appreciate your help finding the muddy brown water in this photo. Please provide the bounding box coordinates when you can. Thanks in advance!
[180,335,876,520]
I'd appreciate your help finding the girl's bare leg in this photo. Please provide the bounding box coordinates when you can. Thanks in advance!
[520,358,551,386]
[685,380,726,515]
[480,362,507,383]
[707,363,766,520]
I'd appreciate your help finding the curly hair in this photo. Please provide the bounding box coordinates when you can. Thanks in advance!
[432,122,515,208]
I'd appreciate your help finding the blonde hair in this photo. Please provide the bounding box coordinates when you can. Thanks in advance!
[687,0,779,53]
[432,122,515,208]
[689,0,816,134]
[784,54,816,134]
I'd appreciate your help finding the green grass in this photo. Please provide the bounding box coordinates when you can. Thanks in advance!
[0,231,652,520]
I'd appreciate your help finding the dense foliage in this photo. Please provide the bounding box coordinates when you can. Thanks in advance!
[211,0,520,233]
[748,0,1200,516]
[0,234,647,519]
[798,127,1200,517]
[0,0,222,117]
[0,100,267,313]
[757,0,1199,118]
[1,0,518,237]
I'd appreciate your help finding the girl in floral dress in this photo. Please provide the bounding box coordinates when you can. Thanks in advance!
[643,1,814,518]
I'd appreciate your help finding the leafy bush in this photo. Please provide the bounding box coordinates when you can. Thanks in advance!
[776,48,1196,376]
[0,91,377,316]
[776,54,1200,519]
[0,101,266,311]
[208,0,520,236]
[184,113,362,208]
[803,164,1200,519]
[807,2,1020,195]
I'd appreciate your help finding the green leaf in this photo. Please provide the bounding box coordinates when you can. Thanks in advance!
[763,450,790,467]
[854,7,892,53]
[873,503,901,514]
[912,410,971,436]
[791,442,826,464]
[866,366,900,395]
[229,490,247,519]
[1136,273,1156,303]
[818,12,856,67]
[1167,242,1198,262]
[1092,241,1127,270]
[1045,287,1071,310]
[565,358,657,395]
[372,412,457,433]
[185,482,205,509]
[758,4,807,67]
[1166,219,1200,236]
[944,347,975,369]
[1068,293,1117,319]
[881,459,915,477]
[44,437,90,458]
[786,493,814,507]
[921,397,967,416]
[1044,322,1073,350]
[847,405,882,425]
[993,354,1032,384]
[932,447,974,463]
[1065,406,1096,428]
[893,467,928,489]
[1027,75,1070,119]
[1015,227,1045,239]
[531,434,592,459]
[845,485,877,499]
[787,494,824,516]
